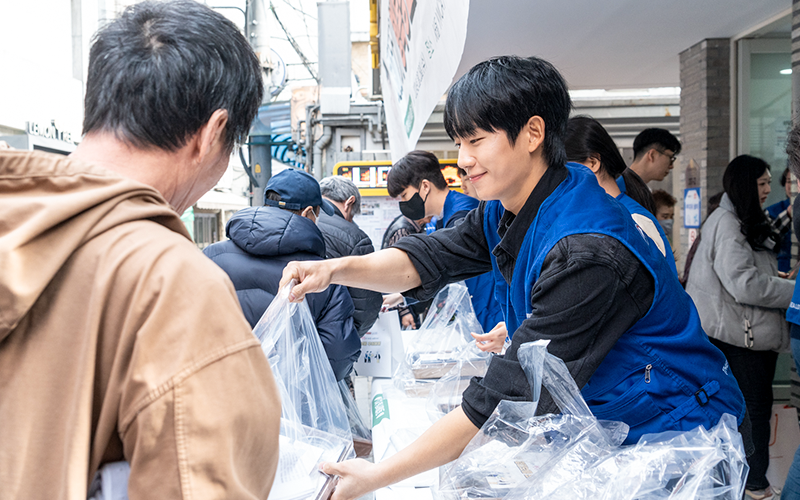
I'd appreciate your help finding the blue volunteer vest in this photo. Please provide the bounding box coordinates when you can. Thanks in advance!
[616,193,678,276]
[484,164,745,443]
[441,190,505,333]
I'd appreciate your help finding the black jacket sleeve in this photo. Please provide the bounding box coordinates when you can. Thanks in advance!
[310,285,362,381]
[460,234,655,429]
[392,204,493,301]
[348,235,383,336]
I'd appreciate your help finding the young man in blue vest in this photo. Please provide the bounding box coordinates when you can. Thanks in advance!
[280,55,747,500]
[387,150,505,338]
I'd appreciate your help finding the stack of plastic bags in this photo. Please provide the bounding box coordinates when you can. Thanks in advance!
[425,341,491,422]
[255,283,357,500]
[393,282,488,397]
[436,341,749,500]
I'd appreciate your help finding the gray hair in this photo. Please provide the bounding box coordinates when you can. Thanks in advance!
[320,176,361,216]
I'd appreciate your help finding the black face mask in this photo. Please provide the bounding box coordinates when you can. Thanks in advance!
[399,190,428,220]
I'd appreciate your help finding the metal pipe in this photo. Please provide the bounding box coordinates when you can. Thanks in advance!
[312,125,333,180]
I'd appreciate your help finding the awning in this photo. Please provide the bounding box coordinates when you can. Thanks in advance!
[195,190,249,211]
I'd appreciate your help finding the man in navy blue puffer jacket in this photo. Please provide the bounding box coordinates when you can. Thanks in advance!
[203,169,361,381]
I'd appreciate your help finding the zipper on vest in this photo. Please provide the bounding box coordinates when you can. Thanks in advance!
[645,364,652,383]
[744,319,754,348]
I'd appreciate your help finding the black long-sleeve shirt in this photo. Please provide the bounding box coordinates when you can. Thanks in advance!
[392,164,654,428]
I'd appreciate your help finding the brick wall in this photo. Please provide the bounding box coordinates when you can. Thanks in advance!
[677,39,730,274]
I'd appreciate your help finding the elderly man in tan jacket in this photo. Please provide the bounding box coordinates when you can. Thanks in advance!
[0,1,280,498]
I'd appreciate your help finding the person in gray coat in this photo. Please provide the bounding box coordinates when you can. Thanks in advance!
[686,154,794,499]
[317,176,382,336]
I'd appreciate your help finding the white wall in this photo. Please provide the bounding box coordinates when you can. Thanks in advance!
[0,0,111,137]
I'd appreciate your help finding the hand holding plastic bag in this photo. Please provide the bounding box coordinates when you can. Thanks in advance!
[436,340,747,500]
[254,282,355,500]
[436,341,627,499]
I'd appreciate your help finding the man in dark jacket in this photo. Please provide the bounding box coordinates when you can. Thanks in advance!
[317,176,382,336]
[203,169,361,381]
[387,150,504,334]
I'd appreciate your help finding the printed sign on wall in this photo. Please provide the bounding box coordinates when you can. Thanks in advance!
[684,188,701,228]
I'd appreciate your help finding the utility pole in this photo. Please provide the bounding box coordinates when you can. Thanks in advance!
[246,0,273,206]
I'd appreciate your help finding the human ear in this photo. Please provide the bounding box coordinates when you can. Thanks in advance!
[523,116,546,154]
[195,109,229,164]
[301,206,316,220]
[585,155,602,174]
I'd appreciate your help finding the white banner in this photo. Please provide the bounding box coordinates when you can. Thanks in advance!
[380,0,470,162]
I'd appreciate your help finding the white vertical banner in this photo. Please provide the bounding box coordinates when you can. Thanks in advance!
[380,0,470,162]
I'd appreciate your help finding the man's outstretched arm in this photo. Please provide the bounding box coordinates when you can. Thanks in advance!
[280,248,422,302]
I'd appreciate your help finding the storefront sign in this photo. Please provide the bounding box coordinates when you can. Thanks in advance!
[334,159,462,196]
[26,120,74,144]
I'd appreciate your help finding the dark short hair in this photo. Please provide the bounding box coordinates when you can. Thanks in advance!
[723,155,777,252]
[443,56,572,170]
[652,189,677,208]
[632,128,682,159]
[787,126,800,179]
[387,150,448,197]
[565,116,627,178]
[83,0,263,151]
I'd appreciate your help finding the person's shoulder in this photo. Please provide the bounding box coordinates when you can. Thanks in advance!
[92,219,234,290]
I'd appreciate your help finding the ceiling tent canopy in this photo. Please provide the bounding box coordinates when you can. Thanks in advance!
[456,0,790,90]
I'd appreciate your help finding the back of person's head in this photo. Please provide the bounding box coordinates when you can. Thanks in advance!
[621,168,657,215]
[263,169,334,217]
[652,189,677,209]
[787,125,800,180]
[443,55,572,170]
[387,150,447,197]
[319,176,361,216]
[723,155,777,251]
[780,167,791,187]
[83,0,263,152]
[632,128,682,160]
[565,116,627,179]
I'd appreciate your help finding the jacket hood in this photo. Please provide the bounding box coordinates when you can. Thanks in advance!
[226,206,326,257]
[0,151,190,341]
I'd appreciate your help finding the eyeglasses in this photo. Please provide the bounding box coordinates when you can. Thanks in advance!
[656,149,677,165]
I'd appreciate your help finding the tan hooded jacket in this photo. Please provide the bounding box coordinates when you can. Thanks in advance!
[0,151,280,499]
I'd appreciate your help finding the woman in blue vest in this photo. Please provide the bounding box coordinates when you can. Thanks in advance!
[686,155,794,499]
[280,56,746,500]
[564,115,676,274]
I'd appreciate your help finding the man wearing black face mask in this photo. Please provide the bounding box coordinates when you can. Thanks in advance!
[387,150,504,337]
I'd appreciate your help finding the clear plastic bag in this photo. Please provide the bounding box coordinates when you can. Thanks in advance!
[425,341,492,422]
[435,341,748,500]
[393,282,485,397]
[254,283,355,500]
[435,340,628,499]
[338,378,373,458]
[505,413,747,500]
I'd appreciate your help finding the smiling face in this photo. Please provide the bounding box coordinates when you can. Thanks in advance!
[757,169,772,206]
[454,120,546,214]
